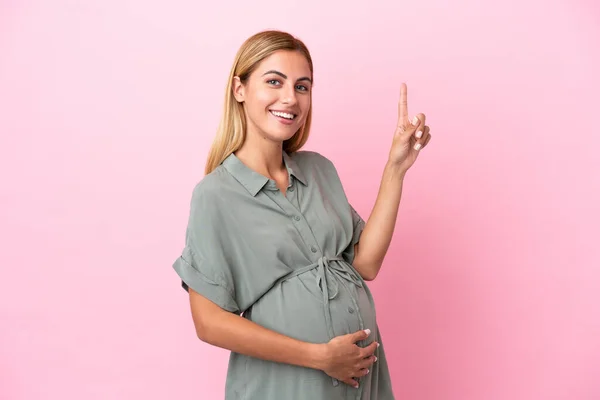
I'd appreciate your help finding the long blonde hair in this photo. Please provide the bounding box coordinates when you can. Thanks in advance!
[204,30,314,175]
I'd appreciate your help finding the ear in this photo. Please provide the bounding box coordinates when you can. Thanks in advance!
[232,76,245,103]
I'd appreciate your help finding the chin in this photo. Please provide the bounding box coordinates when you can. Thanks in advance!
[267,130,297,143]
[264,124,300,142]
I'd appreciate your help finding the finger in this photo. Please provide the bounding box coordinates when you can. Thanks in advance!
[412,113,425,131]
[352,328,371,343]
[415,124,429,141]
[413,125,430,150]
[401,115,421,138]
[422,131,432,148]
[412,113,426,136]
[395,115,418,139]
[398,83,408,126]
[355,368,370,377]
[359,355,378,369]
[359,341,379,358]
[343,378,359,389]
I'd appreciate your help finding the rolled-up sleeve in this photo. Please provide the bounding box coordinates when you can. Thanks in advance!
[342,204,366,264]
[172,183,240,314]
[350,204,365,245]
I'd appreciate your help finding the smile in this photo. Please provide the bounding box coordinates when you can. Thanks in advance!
[270,110,296,120]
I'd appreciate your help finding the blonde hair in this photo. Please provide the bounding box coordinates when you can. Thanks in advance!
[204,30,314,175]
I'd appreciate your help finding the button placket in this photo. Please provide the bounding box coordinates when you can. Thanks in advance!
[264,191,321,257]
[286,181,300,212]
[264,189,366,395]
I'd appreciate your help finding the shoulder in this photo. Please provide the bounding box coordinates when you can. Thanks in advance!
[291,150,346,191]
[188,165,232,212]
[290,150,338,173]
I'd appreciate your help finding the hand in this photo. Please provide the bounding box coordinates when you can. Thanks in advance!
[318,329,379,388]
[388,83,432,172]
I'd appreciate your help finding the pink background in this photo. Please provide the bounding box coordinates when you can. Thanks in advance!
[1,0,599,399]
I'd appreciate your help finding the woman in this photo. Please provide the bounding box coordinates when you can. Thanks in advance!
[172,30,431,399]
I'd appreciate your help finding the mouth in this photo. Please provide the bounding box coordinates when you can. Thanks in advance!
[269,110,297,121]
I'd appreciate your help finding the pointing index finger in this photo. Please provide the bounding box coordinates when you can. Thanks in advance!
[398,83,408,126]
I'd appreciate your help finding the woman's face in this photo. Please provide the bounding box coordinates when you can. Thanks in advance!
[233,50,312,144]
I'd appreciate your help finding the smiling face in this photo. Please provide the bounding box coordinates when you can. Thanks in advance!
[233,50,313,145]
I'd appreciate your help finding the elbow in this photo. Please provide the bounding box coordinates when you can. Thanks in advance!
[193,309,234,344]
[356,265,378,281]
[361,271,378,281]
[196,329,209,343]
[188,288,226,344]
[191,308,218,344]
[194,321,211,342]
[354,259,382,281]
[193,310,225,343]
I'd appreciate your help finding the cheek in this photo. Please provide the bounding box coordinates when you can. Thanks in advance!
[299,97,311,118]
[302,95,311,110]
[251,90,276,111]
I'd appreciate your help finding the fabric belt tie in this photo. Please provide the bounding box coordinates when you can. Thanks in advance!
[281,255,365,388]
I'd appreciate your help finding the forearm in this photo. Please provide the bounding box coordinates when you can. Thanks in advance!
[200,309,326,370]
[353,161,406,279]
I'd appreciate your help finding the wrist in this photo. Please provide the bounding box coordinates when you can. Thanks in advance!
[385,160,407,179]
[306,343,329,371]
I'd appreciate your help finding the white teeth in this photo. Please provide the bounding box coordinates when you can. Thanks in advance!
[270,110,295,120]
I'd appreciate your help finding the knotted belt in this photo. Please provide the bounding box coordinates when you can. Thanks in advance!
[280,255,366,387]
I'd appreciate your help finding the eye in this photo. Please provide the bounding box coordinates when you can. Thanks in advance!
[296,84,309,92]
[267,79,281,86]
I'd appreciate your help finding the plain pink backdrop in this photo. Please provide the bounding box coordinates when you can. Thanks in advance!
[1,0,599,399]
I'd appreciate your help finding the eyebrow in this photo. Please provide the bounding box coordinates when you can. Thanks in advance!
[262,70,312,84]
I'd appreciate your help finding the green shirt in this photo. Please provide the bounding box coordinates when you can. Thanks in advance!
[173,150,395,399]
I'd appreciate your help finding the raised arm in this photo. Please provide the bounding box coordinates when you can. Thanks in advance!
[352,83,432,280]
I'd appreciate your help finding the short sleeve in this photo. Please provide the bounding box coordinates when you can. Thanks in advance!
[172,183,240,314]
[342,204,366,264]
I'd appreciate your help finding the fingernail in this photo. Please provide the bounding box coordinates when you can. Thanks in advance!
[412,116,419,125]
[364,329,371,336]
[416,130,423,138]
[374,356,378,362]
[366,369,370,374]
[414,143,422,151]
[377,343,380,348]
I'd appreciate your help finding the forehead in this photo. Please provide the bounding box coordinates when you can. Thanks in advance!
[255,50,311,77]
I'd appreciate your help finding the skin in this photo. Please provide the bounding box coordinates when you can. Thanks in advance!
[351,83,431,281]
[189,50,431,389]
[232,50,312,193]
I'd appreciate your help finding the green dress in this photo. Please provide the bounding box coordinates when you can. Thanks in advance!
[173,150,395,399]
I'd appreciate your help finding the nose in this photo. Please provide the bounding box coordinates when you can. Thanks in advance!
[281,83,298,105]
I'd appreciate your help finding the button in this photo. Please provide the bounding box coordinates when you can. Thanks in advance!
[311,246,317,253]
[348,307,355,314]
[288,186,295,192]
[294,215,301,221]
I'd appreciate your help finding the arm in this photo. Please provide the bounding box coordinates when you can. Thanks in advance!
[188,288,379,388]
[177,187,374,378]
[352,162,406,281]
[189,288,323,369]
[352,83,431,281]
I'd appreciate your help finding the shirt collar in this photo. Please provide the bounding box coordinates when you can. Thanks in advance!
[283,151,307,186]
[222,151,307,197]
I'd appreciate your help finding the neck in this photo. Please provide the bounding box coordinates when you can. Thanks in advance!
[234,133,286,180]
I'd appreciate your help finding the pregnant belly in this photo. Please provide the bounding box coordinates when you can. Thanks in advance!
[246,269,377,344]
